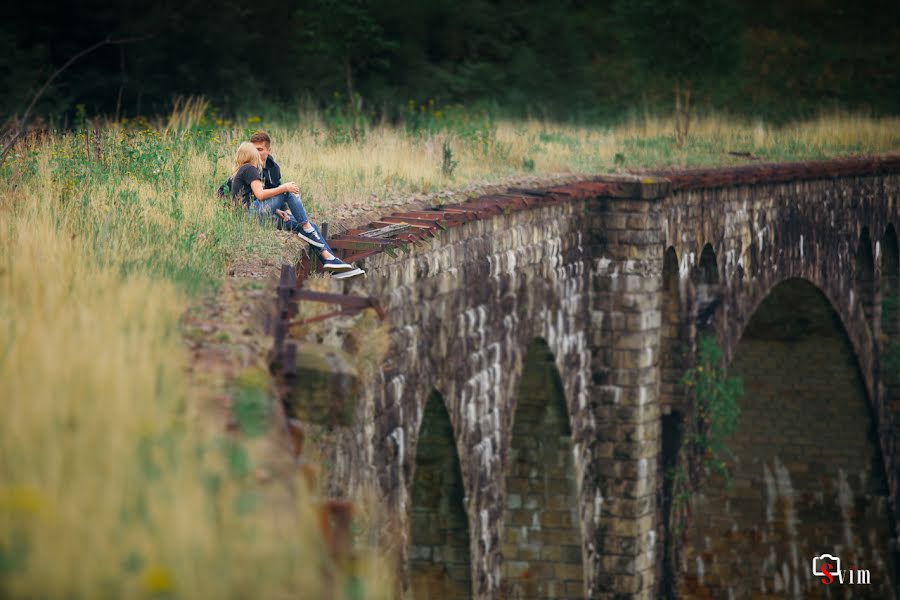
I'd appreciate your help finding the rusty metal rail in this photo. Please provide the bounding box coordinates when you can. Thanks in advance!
[644,154,900,191]
[265,261,379,572]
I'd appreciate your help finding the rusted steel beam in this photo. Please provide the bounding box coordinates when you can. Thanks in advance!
[342,248,382,263]
[327,238,399,252]
[359,222,410,238]
[493,193,531,204]
[391,212,463,227]
[295,253,311,289]
[441,205,481,221]
[463,202,506,212]
[370,219,436,234]
[286,417,304,460]
[507,187,550,196]
[291,309,356,326]
[380,216,445,230]
[292,290,386,319]
[397,210,469,223]
[278,263,296,294]
[317,499,354,563]
[643,155,900,191]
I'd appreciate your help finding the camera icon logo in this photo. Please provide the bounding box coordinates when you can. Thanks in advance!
[812,554,841,584]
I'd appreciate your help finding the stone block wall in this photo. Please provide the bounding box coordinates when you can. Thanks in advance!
[586,191,667,599]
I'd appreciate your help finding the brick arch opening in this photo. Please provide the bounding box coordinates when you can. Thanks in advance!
[661,246,684,413]
[680,277,896,598]
[410,390,472,600]
[501,338,584,600]
[658,247,685,600]
[695,243,720,332]
[856,227,876,325]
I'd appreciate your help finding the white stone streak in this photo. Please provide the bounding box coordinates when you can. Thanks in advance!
[480,509,492,553]
[837,468,854,550]
[773,457,797,536]
[389,426,405,473]
[473,436,494,474]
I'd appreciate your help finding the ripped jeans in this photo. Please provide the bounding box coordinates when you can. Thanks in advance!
[248,192,309,231]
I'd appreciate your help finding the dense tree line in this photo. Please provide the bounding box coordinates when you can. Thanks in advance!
[2,0,898,123]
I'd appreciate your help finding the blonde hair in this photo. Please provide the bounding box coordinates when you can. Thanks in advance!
[232,142,261,178]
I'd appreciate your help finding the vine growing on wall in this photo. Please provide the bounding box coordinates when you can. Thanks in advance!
[666,334,743,542]
[881,292,900,377]
[682,335,743,484]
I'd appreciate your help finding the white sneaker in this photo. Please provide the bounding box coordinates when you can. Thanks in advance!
[331,267,365,280]
[298,224,326,248]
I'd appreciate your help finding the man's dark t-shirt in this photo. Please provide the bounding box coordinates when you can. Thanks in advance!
[230,164,261,207]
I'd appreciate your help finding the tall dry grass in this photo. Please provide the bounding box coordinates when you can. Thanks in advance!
[257,111,900,214]
[0,105,897,596]
[0,115,396,598]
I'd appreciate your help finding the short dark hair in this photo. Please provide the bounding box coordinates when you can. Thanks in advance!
[250,131,272,146]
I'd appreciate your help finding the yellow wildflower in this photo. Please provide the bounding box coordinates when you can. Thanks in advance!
[140,564,174,593]
[0,485,45,517]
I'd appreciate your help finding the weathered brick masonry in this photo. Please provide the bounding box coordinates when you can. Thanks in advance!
[305,156,900,598]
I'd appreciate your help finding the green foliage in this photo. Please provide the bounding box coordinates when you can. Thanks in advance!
[441,140,458,178]
[0,531,29,575]
[2,0,899,123]
[218,439,252,480]
[613,0,741,89]
[231,368,272,437]
[296,0,397,101]
[681,335,743,483]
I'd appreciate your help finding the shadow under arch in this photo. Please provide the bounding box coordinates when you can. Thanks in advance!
[857,227,876,325]
[501,338,584,600]
[695,243,720,332]
[409,390,472,600]
[678,277,896,597]
[661,246,684,412]
[658,247,686,599]
[881,225,900,452]
[881,224,899,339]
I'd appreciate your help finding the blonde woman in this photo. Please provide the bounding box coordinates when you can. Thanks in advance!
[229,142,362,277]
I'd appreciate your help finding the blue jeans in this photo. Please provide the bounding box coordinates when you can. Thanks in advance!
[248,192,310,230]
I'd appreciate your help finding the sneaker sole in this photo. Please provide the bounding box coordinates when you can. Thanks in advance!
[332,268,365,280]
[323,262,354,271]
[298,232,325,248]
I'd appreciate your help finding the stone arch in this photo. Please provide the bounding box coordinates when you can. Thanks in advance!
[856,227,876,326]
[409,390,472,599]
[501,339,584,600]
[679,277,896,597]
[694,243,720,332]
[660,246,684,413]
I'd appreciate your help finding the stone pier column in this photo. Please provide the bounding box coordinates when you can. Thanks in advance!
[586,179,669,599]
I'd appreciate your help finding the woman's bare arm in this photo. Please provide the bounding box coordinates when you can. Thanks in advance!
[250,179,300,200]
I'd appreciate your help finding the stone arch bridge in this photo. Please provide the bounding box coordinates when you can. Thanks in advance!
[286,156,900,598]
